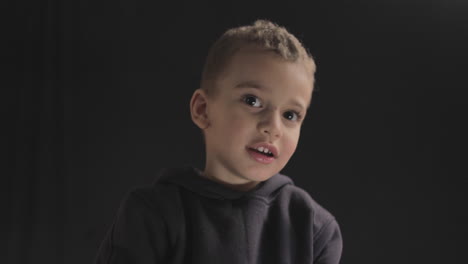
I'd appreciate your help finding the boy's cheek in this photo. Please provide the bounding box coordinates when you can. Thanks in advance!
[282,134,299,158]
[223,111,251,128]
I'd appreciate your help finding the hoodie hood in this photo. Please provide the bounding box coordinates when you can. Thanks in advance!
[155,166,293,201]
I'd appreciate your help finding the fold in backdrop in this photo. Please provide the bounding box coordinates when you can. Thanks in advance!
[5,1,467,264]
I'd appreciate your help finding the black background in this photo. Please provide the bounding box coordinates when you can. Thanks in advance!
[6,0,467,263]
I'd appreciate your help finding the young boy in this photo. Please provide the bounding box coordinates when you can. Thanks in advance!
[95,20,343,264]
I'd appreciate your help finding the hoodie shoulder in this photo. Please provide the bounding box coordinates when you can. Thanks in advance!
[277,184,342,262]
[278,184,337,231]
[126,179,185,245]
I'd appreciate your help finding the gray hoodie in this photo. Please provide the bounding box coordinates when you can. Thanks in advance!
[95,166,342,264]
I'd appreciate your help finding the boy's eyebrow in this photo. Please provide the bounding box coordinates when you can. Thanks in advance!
[235,80,308,111]
[234,80,264,90]
[289,99,306,111]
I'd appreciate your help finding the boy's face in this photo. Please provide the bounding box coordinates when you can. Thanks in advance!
[192,47,314,190]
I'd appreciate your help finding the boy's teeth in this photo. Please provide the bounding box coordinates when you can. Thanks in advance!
[254,146,272,155]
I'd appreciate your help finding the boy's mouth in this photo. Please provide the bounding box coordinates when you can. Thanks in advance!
[247,148,276,164]
[248,147,274,157]
[247,143,278,158]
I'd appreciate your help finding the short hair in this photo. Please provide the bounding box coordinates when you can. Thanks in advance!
[200,19,316,96]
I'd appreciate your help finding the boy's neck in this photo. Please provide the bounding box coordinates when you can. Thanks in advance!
[198,170,260,192]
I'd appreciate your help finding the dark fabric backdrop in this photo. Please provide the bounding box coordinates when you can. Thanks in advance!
[6,1,467,264]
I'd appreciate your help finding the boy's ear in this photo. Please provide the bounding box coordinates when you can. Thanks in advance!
[190,89,210,129]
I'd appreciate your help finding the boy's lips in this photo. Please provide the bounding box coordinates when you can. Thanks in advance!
[247,148,275,164]
[247,142,279,158]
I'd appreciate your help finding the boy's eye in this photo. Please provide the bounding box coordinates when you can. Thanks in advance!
[283,111,300,121]
[243,95,262,108]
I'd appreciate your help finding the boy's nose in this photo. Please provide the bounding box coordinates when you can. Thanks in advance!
[259,111,282,140]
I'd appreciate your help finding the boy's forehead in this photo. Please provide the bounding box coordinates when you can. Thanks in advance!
[222,48,314,102]
[226,47,314,81]
[210,45,314,108]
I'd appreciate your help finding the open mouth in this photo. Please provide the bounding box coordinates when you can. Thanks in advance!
[248,148,274,157]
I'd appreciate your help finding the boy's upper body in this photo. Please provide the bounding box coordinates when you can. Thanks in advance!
[95,20,343,264]
[95,166,342,264]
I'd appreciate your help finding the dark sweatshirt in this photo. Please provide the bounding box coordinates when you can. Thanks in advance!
[95,166,342,264]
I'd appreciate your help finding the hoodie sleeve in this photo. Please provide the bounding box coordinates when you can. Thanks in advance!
[313,218,343,264]
[94,189,170,264]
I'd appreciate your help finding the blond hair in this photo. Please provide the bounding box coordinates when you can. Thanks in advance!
[200,19,316,96]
